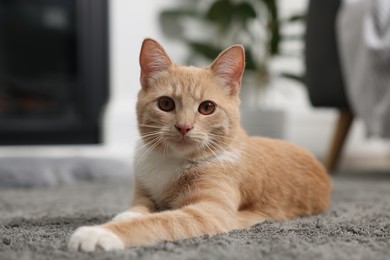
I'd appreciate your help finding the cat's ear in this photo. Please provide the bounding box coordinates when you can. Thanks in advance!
[210,45,245,95]
[139,38,173,88]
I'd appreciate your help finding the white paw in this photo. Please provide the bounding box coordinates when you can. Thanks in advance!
[68,226,125,252]
[112,211,144,221]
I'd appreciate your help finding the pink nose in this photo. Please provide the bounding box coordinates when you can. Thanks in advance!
[175,124,193,136]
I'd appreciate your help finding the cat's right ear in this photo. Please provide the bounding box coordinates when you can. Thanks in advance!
[139,38,173,89]
[210,45,245,95]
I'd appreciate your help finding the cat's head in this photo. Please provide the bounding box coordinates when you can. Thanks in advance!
[136,38,245,161]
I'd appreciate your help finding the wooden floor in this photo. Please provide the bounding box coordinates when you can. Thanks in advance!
[339,156,390,172]
[325,109,354,172]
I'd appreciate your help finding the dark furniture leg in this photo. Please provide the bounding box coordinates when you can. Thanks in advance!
[325,109,354,172]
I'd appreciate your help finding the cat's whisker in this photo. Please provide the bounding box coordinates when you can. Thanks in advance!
[199,140,230,173]
[138,124,164,129]
[162,138,170,159]
[141,133,160,141]
[140,131,162,138]
[136,136,165,167]
[206,133,249,154]
[135,138,157,166]
[207,133,238,144]
[136,142,157,167]
[132,142,151,155]
[133,132,171,161]
[139,134,165,144]
[209,137,251,162]
[197,139,223,167]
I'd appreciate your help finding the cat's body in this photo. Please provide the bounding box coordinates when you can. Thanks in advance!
[69,39,331,252]
[134,132,329,222]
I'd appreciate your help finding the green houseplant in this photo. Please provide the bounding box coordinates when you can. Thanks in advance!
[159,0,304,86]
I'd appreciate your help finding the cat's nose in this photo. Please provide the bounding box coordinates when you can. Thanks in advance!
[175,124,193,136]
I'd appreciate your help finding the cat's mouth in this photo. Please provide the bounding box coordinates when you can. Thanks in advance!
[174,136,192,144]
[169,135,196,146]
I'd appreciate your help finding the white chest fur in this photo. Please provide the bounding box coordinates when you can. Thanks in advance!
[133,143,241,206]
[134,145,186,204]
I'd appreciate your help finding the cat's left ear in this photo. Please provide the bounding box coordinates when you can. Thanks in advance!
[210,45,245,95]
[139,38,173,89]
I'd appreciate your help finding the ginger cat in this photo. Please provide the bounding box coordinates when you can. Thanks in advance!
[69,38,331,252]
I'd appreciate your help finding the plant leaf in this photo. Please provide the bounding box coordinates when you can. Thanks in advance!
[261,0,280,55]
[244,48,257,71]
[205,0,233,31]
[280,72,305,84]
[159,10,199,39]
[187,41,223,61]
[234,2,257,23]
[284,13,306,23]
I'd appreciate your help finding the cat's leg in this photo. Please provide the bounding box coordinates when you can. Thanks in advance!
[236,210,268,228]
[69,189,239,251]
[112,183,155,221]
[112,209,144,221]
[68,184,156,252]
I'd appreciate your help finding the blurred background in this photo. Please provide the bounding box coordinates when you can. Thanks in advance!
[1,0,390,184]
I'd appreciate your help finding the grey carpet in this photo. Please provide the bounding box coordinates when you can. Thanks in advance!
[0,157,131,188]
[0,171,389,260]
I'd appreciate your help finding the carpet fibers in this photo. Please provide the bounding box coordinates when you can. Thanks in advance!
[0,172,389,260]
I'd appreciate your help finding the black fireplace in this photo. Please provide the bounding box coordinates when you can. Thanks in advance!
[0,0,109,145]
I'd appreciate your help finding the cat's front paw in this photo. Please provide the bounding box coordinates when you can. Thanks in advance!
[68,226,124,252]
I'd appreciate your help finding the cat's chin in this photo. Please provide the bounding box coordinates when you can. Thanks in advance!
[165,139,199,159]
[168,135,195,146]
[169,140,195,150]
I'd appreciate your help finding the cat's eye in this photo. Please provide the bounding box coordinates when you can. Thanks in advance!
[158,97,175,112]
[198,101,216,115]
